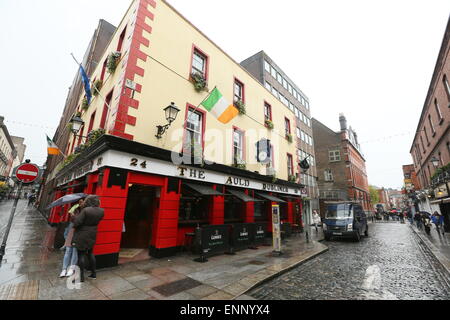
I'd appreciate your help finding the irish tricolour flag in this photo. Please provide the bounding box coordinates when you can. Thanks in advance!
[46,135,60,156]
[201,88,239,124]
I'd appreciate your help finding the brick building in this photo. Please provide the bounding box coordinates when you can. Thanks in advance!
[409,16,450,231]
[312,114,370,216]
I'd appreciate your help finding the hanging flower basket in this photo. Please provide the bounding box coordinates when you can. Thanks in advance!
[265,119,274,130]
[286,133,293,143]
[107,51,121,74]
[190,72,207,92]
[92,79,103,96]
[86,128,106,147]
[234,99,246,115]
[81,97,89,110]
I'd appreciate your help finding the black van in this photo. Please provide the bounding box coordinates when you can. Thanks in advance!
[322,202,368,242]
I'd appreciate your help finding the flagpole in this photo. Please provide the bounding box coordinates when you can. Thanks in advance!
[70,53,113,134]
[183,86,216,129]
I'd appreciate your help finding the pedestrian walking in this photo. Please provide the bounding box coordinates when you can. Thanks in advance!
[312,210,321,233]
[414,212,422,229]
[432,211,445,235]
[72,195,104,282]
[59,198,84,278]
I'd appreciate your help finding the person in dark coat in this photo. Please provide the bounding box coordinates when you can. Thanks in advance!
[72,195,104,282]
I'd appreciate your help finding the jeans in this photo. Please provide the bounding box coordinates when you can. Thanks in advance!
[62,247,78,270]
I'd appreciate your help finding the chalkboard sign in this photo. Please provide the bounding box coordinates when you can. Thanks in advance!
[230,223,253,250]
[251,222,267,245]
[194,225,230,261]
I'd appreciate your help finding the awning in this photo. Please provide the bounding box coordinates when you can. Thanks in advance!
[280,195,301,201]
[256,192,286,203]
[227,190,263,202]
[185,183,224,196]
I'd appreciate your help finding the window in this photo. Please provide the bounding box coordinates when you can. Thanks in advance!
[324,169,333,182]
[423,126,430,144]
[100,59,107,81]
[287,154,294,177]
[296,127,301,139]
[234,79,244,103]
[264,81,271,91]
[282,78,288,90]
[329,149,341,162]
[435,98,443,122]
[420,135,426,153]
[428,115,435,135]
[88,111,96,133]
[233,128,244,164]
[271,87,279,99]
[293,90,298,99]
[295,108,300,119]
[100,91,113,129]
[264,102,272,121]
[285,118,291,136]
[288,84,293,95]
[117,27,127,52]
[185,107,204,154]
[271,66,277,78]
[444,75,450,101]
[277,73,283,84]
[300,130,305,142]
[264,60,271,72]
[289,101,295,112]
[191,48,207,78]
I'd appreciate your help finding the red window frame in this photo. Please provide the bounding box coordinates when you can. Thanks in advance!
[264,101,272,122]
[287,153,294,177]
[189,45,209,80]
[182,103,207,154]
[88,111,96,133]
[284,117,291,136]
[232,126,246,165]
[117,27,127,52]
[100,90,113,129]
[233,77,245,104]
[100,59,107,82]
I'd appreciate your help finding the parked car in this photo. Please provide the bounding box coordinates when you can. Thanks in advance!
[322,202,368,242]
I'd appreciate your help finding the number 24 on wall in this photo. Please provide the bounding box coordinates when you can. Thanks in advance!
[130,158,147,169]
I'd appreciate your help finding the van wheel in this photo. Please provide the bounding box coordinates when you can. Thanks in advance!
[364,226,369,237]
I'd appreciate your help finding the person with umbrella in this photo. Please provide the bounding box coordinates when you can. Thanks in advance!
[59,196,86,278]
[72,195,104,282]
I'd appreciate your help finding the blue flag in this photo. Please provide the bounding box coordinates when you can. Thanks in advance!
[79,65,92,105]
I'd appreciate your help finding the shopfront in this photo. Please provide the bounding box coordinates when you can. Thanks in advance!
[49,135,306,268]
[431,182,450,233]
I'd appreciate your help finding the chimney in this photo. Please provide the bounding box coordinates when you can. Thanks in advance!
[339,113,347,131]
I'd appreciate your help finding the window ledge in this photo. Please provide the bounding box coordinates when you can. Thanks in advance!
[439,118,444,125]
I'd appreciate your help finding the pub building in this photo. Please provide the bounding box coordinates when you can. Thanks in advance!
[48,136,305,267]
[43,0,308,268]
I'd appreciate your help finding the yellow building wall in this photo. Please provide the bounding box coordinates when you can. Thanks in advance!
[69,0,299,181]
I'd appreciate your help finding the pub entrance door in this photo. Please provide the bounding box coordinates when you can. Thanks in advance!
[121,185,157,249]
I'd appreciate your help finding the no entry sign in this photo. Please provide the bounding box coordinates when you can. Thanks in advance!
[15,163,40,184]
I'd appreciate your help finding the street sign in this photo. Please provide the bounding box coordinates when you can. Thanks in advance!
[15,163,40,184]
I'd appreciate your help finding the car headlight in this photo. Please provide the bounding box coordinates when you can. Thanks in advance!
[347,223,353,231]
[322,223,327,230]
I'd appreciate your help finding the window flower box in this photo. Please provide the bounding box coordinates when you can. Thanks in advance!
[190,72,208,92]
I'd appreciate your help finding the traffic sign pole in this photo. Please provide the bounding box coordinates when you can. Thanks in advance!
[0,182,23,262]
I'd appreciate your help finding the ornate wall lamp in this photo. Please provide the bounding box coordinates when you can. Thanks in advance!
[155,102,180,139]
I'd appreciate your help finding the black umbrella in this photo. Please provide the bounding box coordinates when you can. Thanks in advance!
[46,193,87,209]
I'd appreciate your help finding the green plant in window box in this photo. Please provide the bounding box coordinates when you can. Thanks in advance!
[286,133,293,143]
[234,99,246,115]
[107,51,121,74]
[288,175,297,183]
[232,157,246,170]
[81,97,89,111]
[86,128,106,147]
[270,174,277,183]
[190,72,207,92]
[74,144,87,155]
[265,120,274,130]
[92,79,103,96]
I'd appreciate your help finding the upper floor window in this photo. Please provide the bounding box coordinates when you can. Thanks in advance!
[264,60,271,73]
[444,74,450,101]
[100,59,107,81]
[434,98,443,122]
[324,169,333,182]
[191,48,208,78]
[329,149,341,162]
[270,66,277,78]
[233,128,245,164]
[117,27,127,52]
[185,107,204,154]
[287,154,294,177]
[264,102,272,122]
[234,79,244,103]
[285,118,291,136]
[264,81,271,91]
[428,114,435,135]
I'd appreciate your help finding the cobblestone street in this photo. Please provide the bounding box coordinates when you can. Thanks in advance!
[249,222,450,300]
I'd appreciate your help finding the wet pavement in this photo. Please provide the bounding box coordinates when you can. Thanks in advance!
[249,221,450,300]
[0,201,327,300]
[0,200,28,239]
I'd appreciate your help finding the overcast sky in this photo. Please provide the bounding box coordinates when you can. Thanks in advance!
[0,0,449,189]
